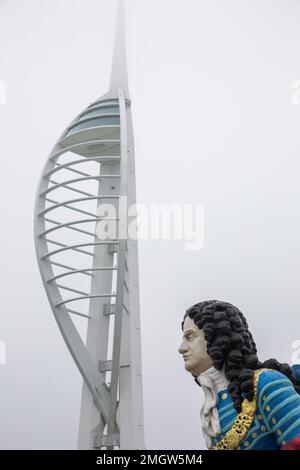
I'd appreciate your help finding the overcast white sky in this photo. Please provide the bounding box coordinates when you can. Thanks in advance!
[1,0,300,450]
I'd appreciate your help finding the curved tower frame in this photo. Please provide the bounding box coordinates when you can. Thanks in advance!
[34,0,144,450]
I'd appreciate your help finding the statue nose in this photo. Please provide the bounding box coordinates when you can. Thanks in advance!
[178,341,187,355]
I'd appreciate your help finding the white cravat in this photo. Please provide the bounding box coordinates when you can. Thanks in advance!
[197,366,229,449]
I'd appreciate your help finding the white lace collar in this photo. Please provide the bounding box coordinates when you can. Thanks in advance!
[197,366,229,449]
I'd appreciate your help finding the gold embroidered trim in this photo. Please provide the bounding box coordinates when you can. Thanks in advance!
[212,369,267,450]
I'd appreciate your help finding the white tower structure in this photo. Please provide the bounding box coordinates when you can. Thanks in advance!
[34,0,145,450]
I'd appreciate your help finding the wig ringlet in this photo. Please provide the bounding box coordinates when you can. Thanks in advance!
[182,300,300,412]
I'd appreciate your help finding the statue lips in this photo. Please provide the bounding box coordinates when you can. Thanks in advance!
[183,355,191,361]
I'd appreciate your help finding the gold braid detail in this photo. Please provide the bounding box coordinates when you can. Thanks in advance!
[212,369,267,450]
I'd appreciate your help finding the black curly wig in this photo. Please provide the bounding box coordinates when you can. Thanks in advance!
[182,300,300,412]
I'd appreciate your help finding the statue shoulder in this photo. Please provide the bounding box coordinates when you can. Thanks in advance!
[256,368,295,401]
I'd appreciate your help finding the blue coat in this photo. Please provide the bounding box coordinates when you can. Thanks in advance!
[211,369,300,450]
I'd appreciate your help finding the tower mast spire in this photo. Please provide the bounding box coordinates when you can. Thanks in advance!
[109,0,129,98]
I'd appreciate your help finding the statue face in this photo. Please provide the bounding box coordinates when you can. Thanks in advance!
[178,316,213,376]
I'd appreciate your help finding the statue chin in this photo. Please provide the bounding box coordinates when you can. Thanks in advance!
[186,361,213,377]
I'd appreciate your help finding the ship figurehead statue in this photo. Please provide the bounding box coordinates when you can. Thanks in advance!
[178,300,300,450]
